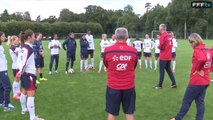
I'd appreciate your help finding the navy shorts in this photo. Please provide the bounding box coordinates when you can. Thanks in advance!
[136,52,142,59]
[101,52,104,58]
[12,69,19,77]
[35,57,44,68]
[143,52,152,57]
[21,72,36,91]
[155,53,160,58]
[67,53,76,62]
[106,87,136,116]
[172,52,176,58]
[88,50,94,58]
[81,53,88,59]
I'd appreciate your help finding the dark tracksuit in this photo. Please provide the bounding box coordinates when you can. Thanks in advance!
[80,39,89,59]
[63,38,77,71]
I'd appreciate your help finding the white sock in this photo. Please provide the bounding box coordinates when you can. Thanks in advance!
[173,61,176,70]
[91,58,94,67]
[99,60,103,71]
[20,94,27,111]
[12,81,19,96]
[155,60,158,69]
[104,66,106,71]
[80,60,83,70]
[145,60,148,68]
[18,81,21,93]
[85,59,88,69]
[27,97,35,120]
[138,59,141,66]
[149,59,152,69]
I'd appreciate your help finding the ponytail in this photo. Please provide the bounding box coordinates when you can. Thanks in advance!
[19,31,25,47]
[7,36,12,46]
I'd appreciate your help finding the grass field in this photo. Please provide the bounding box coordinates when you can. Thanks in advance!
[0,39,213,120]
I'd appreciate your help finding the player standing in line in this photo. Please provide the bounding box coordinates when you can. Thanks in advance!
[17,29,44,120]
[85,30,95,69]
[63,32,77,74]
[143,34,153,69]
[80,34,89,72]
[109,34,116,46]
[98,34,110,73]
[33,33,47,84]
[126,38,132,46]
[0,31,15,112]
[170,32,178,73]
[133,35,143,69]
[8,36,22,100]
[154,34,160,70]
[48,34,61,75]
[171,33,212,120]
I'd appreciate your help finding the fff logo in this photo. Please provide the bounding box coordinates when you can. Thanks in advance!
[191,1,212,8]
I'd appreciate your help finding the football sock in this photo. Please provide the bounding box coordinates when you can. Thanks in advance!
[145,60,148,68]
[39,73,43,78]
[65,62,69,71]
[138,59,141,66]
[99,60,103,71]
[173,61,176,71]
[80,60,83,70]
[71,61,74,69]
[149,59,152,69]
[20,94,27,111]
[12,81,19,96]
[155,60,158,69]
[85,59,88,69]
[27,97,35,120]
[91,58,94,67]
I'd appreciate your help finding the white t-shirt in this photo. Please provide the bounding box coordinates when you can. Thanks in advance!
[133,40,143,52]
[154,39,160,54]
[48,39,61,55]
[109,39,117,46]
[86,34,95,50]
[143,38,153,53]
[0,45,7,71]
[9,45,21,69]
[100,39,110,53]
[172,38,178,53]
[126,38,132,46]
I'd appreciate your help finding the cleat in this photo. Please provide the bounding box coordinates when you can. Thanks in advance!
[85,68,89,72]
[153,85,162,89]
[92,67,95,70]
[13,95,20,100]
[68,69,73,73]
[40,77,47,81]
[33,116,44,120]
[80,69,83,72]
[170,118,176,120]
[3,103,15,112]
[65,71,68,74]
[98,70,101,74]
[139,65,142,69]
[49,71,52,75]
[171,84,177,88]
[36,80,40,84]
[21,108,29,115]
[0,103,4,108]
[55,71,58,74]
[17,92,22,96]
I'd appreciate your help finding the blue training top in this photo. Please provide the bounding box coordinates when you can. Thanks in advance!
[62,37,77,53]
[33,39,43,59]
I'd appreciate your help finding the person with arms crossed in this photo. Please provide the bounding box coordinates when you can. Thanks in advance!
[143,34,153,69]
[104,28,137,120]
[155,24,177,89]
[63,32,77,74]
[171,33,212,120]
[85,30,95,69]
[154,34,160,70]
[98,34,110,73]
[170,32,178,73]
[48,34,61,75]
[33,33,47,84]
[133,35,143,69]
[80,34,89,72]
[8,36,22,100]
[0,31,15,112]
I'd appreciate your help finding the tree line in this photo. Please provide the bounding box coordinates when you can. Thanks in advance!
[0,0,212,39]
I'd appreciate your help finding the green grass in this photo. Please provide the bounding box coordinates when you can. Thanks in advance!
[0,39,213,120]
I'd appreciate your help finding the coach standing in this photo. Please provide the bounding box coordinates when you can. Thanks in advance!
[103,28,137,120]
[155,24,177,89]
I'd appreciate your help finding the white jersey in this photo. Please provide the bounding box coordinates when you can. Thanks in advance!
[100,39,110,53]
[172,38,178,53]
[0,45,8,71]
[143,38,153,53]
[154,39,160,54]
[85,34,95,50]
[9,45,21,69]
[48,39,61,55]
[133,40,143,52]
[126,38,132,46]
[109,39,117,46]
[17,42,36,75]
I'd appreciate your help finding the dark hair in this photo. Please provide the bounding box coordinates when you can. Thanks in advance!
[0,31,5,45]
[52,33,58,40]
[35,32,41,39]
[20,29,34,46]
[135,34,140,40]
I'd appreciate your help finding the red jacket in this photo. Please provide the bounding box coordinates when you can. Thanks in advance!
[189,44,212,86]
[158,32,173,60]
[103,42,137,90]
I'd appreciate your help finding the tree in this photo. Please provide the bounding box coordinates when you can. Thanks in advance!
[23,11,31,21]
[42,15,57,23]
[36,15,41,22]
[0,9,10,22]
[124,4,133,13]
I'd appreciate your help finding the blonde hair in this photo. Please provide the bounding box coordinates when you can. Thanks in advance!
[7,35,18,46]
[188,33,203,46]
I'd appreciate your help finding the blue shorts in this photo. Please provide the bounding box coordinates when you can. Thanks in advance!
[101,52,104,58]
[81,53,88,59]
[172,52,176,58]
[143,52,152,57]
[137,52,142,59]
[12,69,19,77]
[155,53,160,57]
[106,87,136,116]
[35,57,44,68]
[67,53,76,62]
[21,72,36,91]
[88,50,94,58]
